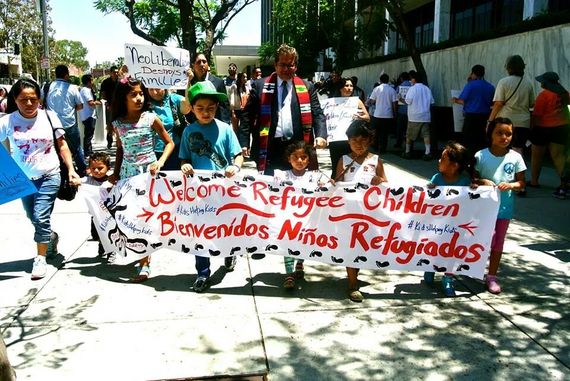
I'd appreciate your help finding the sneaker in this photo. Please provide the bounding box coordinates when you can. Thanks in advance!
[441,275,456,297]
[31,256,47,280]
[46,231,59,259]
[348,290,364,302]
[423,271,435,285]
[224,256,237,272]
[193,276,210,293]
[486,275,502,294]
[552,187,566,200]
[422,153,433,161]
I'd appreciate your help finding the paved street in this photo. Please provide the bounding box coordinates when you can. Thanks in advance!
[0,143,569,380]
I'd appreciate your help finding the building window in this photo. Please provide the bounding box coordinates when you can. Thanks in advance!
[501,0,523,25]
[474,2,492,33]
[549,0,570,11]
[403,2,435,49]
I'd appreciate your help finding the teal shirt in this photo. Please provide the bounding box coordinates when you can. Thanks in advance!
[151,93,185,152]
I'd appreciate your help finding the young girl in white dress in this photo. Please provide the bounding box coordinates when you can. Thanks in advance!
[335,120,388,302]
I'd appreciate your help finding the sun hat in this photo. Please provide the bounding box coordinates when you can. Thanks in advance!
[535,71,567,95]
[187,81,228,103]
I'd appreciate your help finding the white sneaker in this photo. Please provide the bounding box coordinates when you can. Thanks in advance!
[31,256,47,280]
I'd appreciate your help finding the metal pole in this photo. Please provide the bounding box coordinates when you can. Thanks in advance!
[40,0,50,82]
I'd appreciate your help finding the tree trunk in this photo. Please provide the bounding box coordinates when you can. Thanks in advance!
[385,1,428,84]
[0,333,15,381]
[178,0,197,59]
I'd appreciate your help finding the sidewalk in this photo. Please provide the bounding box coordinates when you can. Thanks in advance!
[0,143,569,380]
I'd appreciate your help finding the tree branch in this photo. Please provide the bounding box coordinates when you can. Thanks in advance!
[124,0,165,46]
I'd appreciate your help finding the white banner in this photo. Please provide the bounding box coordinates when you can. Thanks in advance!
[124,43,190,90]
[320,97,360,142]
[81,171,500,279]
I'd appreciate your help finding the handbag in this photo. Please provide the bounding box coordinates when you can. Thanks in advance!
[45,111,78,201]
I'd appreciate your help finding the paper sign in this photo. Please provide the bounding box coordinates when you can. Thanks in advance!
[451,89,464,132]
[0,147,37,205]
[124,43,191,90]
[320,97,360,142]
[398,85,410,105]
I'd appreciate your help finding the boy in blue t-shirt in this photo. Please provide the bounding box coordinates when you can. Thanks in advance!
[179,81,244,293]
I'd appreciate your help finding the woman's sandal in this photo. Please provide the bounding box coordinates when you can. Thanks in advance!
[283,276,295,289]
[130,264,151,283]
[348,289,363,302]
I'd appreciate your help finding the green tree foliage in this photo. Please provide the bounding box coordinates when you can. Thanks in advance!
[0,0,51,79]
[52,40,89,71]
[267,0,426,82]
[94,0,257,61]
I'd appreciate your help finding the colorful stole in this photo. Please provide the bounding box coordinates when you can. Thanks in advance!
[258,73,313,173]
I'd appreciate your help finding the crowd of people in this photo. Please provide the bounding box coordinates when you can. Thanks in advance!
[0,45,568,304]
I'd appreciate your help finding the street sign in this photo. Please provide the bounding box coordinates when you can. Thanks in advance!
[40,56,49,69]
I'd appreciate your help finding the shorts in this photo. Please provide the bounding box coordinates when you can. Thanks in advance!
[511,126,530,149]
[490,219,510,252]
[407,121,430,140]
[530,125,569,146]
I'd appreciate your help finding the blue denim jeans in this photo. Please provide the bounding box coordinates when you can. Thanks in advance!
[21,172,60,243]
[82,117,96,158]
[195,256,211,278]
[64,122,87,176]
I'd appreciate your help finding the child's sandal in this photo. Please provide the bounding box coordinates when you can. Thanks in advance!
[283,276,295,289]
[130,264,151,283]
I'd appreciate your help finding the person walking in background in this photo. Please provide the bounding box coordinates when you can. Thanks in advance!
[179,81,244,292]
[395,72,412,150]
[328,77,370,179]
[190,53,231,124]
[79,74,101,159]
[239,43,327,175]
[350,76,366,104]
[148,69,193,170]
[228,72,250,134]
[423,142,473,296]
[402,70,435,160]
[100,65,119,149]
[368,73,397,154]
[451,64,495,155]
[335,120,388,302]
[488,55,534,196]
[474,118,526,294]
[529,72,570,199]
[0,79,81,280]
[247,67,262,91]
[224,63,238,88]
[45,64,86,176]
[109,77,174,282]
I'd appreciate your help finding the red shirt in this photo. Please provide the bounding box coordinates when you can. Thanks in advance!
[532,89,570,127]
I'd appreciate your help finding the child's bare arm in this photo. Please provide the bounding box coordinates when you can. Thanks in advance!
[371,157,388,185]
[498,171,525,191]
[225,154,244,177]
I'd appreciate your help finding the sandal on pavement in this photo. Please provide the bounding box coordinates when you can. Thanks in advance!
[295,261,304,278]
[283,276,295,289]
[486,275,501,294]
[130,264,150,283]
[348,289,363,302]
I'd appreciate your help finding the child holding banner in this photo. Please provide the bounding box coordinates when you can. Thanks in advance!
[474,117,526,294]
[335,119,388,302]
[180,81,244,293]
[274,141,326,289]
[82,152,114,262]
[423,141,473,296]
[109,77,175,282]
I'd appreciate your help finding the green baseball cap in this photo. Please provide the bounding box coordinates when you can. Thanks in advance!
[187,81,228,103]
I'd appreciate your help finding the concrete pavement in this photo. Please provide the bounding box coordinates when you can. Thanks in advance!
[0,144,569,380]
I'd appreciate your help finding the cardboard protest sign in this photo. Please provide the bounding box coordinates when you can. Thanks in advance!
[451,89,465,132]
[398,85,410,105]
[320,97,360,142]
[82,171,500,279]
[0,147,36,205]
[124,43,191,90]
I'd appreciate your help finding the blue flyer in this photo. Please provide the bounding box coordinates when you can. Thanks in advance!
[0,146,37,205]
